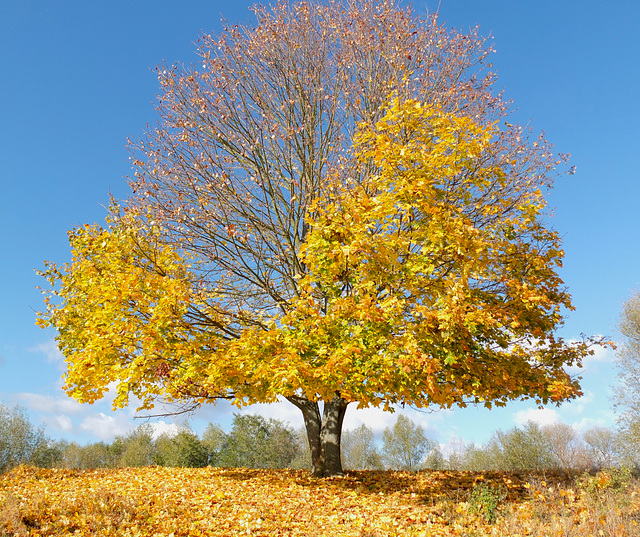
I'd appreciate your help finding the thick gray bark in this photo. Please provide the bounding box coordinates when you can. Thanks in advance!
[319,394,349,476]
[287,393,349,477]
[286,395,324,476]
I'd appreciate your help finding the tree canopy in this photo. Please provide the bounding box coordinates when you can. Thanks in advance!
[38,0,597,476]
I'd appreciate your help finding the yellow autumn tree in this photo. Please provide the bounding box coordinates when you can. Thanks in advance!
[38,1,600,477]
[40,97,596,477]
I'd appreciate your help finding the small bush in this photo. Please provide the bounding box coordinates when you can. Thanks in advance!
[577,466,633,495]
[468,482,507,523]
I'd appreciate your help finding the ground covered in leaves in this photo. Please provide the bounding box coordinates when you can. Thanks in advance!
[1,466,639,536]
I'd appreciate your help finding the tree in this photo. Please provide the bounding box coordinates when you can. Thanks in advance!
[618,421,640,466]
[486,422,555,471]
[116,425,156,467]
[155,426,209,468]
[459,443,495,471]
[583,425,620,470]
[382,415,435,471]
[422,445,446,470]
[341,424,383,470]
[38,0,598,476]
[201,423,226,466]
[0,404,50,472]
[30,439,64,469]
[443,437,467,470]
[56,440,117,469]
[542,422,587,471]
[289,427,313,470]
[219,414,299,469]
[614,290,640,451]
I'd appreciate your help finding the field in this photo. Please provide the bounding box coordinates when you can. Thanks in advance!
[1,466,639,536]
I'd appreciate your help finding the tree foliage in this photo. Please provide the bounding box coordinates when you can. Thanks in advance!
[280,97,589,411]
[201,423,226,467]
[382,415,436,471]
[487,422,556,471]
[542,423,587,471]
[38,0,597,476]
[54,440,116,470]
[444,422,622,472]
[115,425,157,468]
[0,404,52,473]
[219,414,300,469]
[155,426,208,468]
[341,424,382,470]
[583,425,621,470]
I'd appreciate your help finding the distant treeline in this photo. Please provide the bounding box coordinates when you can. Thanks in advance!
[0,403,634,474]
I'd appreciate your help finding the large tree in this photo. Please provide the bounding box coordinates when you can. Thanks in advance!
[39,0,596,476]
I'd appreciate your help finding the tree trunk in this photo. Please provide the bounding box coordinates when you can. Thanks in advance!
[286,393,349,477]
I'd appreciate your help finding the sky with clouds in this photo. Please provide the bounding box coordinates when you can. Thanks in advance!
[1,0,638,449]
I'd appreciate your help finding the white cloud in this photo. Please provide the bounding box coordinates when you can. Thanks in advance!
[148,421,182,439]
[44,414,74,433]
[569,416,608,431]
[16,388,198,442]
[239,399,305,428]
[343,405,398,433]
[16,392,85,415]
[79,413,132,441]
[513,407,560,427]
[588,344,615,363]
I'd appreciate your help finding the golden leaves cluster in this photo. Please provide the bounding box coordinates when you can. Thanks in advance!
[37,209,221,410]
[253,96,591,408]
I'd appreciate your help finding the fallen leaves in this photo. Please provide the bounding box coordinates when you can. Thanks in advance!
[1,467,639,536]
[0,467,506,536]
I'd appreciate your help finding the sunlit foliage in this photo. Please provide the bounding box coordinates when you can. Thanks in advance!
[38,0,602,476]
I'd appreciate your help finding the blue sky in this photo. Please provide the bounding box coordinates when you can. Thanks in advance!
[1,0,638,448]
